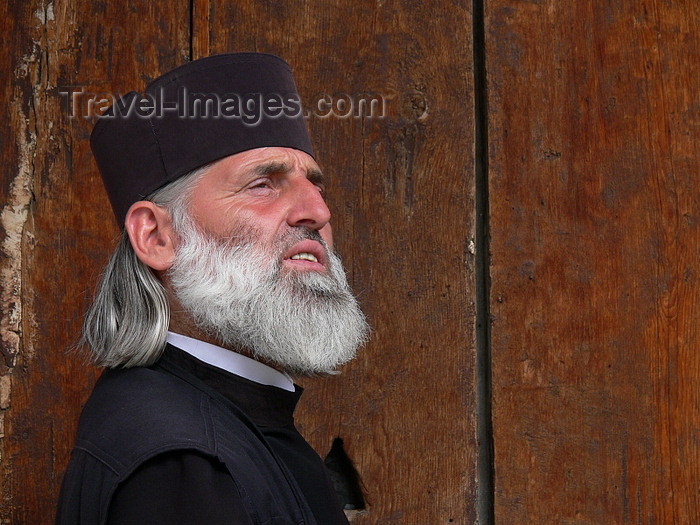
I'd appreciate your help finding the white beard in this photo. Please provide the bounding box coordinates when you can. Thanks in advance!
[168,214,369,376]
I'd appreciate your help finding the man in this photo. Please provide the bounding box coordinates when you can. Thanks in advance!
[56,53,369,524]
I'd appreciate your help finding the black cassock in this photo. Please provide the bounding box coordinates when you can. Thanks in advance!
[56,345,349,525]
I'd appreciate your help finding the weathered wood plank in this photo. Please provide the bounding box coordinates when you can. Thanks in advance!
[195,1,479,522]
[0,1,189,521]
[487,0,699,522]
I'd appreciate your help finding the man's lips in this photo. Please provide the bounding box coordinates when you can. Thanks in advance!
[282,239,328,270]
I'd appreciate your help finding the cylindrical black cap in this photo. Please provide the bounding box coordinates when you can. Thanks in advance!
[90,53,314,227]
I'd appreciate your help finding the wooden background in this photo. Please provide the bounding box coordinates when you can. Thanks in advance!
[0,0,696,523]
[487,2,698,523]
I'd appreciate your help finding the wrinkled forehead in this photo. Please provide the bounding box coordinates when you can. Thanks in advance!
[224,147,321,173]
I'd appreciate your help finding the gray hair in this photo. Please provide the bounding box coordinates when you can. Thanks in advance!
[81,166,208,368]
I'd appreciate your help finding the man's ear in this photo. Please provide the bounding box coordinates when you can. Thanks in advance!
[124,201,176,271]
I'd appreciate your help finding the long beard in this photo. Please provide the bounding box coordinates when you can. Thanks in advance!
[168,215,369,376]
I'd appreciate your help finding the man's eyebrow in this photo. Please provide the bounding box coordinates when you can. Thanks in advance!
[306,168,326,187]
[252,161,289,176]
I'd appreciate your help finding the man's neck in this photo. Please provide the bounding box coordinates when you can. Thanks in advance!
[166,331,295,391]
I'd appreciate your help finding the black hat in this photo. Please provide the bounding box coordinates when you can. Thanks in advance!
[90,53,314,227]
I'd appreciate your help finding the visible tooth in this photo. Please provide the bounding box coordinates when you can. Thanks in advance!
[291,252,318,262]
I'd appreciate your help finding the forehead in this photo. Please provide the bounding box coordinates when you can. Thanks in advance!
[210,147,321,181]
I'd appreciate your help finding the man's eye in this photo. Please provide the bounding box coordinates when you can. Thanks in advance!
[249,180,272,191]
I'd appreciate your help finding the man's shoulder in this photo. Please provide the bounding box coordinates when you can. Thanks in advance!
[83,364,208,422]
[73,364,226,473]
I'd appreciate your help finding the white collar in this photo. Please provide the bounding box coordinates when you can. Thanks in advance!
[166,331,295,392]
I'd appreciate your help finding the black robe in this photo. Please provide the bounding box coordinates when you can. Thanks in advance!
[56,344,349,525]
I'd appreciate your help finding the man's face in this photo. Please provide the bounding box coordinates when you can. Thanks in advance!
[186,147,333,274]
[167,147,369,375]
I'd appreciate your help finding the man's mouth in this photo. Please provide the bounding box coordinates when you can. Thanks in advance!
[290,252,319,263]
[282,239,327,271]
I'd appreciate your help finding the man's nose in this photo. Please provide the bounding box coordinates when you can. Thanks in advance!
[285,177,332,230]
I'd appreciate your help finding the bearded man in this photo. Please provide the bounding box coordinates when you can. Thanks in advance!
[56,53,369,525]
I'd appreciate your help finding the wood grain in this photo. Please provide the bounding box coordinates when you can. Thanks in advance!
[487,0,699,522]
